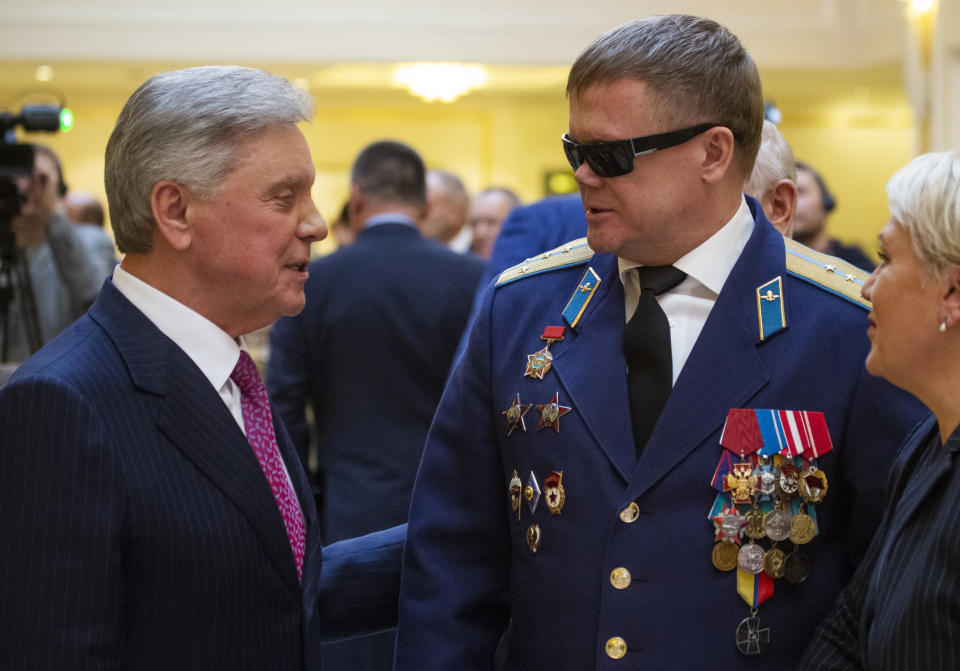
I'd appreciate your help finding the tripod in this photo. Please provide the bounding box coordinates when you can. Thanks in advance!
[0,180,42,363]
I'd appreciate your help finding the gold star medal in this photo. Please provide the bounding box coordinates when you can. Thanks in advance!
[524,325,566,380]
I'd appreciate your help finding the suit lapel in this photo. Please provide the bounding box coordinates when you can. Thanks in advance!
[90,283,303,596]
[550,255,636,481]
[883,430,956,546]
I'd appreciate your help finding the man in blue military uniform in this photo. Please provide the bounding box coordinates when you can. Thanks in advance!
[394,14,927,670]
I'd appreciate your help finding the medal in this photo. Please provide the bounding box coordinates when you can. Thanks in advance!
[744,504,765,540]
[711,504,746,543]
[763,546,786,578]
[502,394,532,436]
[725,460,759,505]
[524,326,566,380]
[763,506,792,542]
[799,466,828,503]
[736,611,771,655]
[784,550,810,584]
[526,524,541,553]
[789,511,817,545]
[756,459,778,499]
[536,392,572,432]
[712,541,740,571]
[509,470,522,521]
[543,471,566,515]
[777,462,800,499]
[737,541,765,575]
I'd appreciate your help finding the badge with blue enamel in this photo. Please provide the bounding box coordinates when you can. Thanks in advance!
[562,267,601,329]
[756,276,786,342]
[525,325,566,380]
[525,471,541,514]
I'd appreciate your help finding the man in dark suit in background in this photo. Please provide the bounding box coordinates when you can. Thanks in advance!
[267,140,483,671]
[0,66,403,671]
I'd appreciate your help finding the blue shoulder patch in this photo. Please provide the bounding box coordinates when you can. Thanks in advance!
[496,238,594,287]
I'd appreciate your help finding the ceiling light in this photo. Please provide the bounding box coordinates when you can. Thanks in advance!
[392,63,487,103]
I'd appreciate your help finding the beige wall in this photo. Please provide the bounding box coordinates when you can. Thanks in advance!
[10,64,913,263]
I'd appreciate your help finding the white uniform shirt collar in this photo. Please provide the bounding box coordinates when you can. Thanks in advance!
[614,196,756,384]
[111,265,242,393]
[617,195,754,295]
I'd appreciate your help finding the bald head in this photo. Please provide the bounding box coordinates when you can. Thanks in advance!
[422,170,469,244]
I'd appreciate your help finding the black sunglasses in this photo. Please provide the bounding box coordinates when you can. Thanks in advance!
[562,123,720,178]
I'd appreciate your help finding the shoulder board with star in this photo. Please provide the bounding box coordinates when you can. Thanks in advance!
[783,237,872,310]
[496,238,594,287]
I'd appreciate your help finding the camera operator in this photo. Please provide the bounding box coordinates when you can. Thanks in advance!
[2,144,116,362]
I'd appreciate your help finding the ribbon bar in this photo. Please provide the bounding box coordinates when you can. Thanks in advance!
[720,409,764,456]
[721,408,834,460]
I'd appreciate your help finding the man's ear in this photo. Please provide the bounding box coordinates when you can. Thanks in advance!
[941,266,960,330]
[151,180,192,252]
[700,126,736,183]
[347,183,365,224]
[762,179,799,237]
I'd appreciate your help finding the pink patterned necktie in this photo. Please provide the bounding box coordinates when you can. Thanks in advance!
[231,350,305,581]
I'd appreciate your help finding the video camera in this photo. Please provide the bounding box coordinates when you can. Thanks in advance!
[0,104,71,361]
[0,105,71,223]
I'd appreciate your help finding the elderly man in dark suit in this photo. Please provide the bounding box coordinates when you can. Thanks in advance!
[268,139,483,671]
[0,66,403,671]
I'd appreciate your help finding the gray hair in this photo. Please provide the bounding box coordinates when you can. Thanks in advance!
[887,151,960,280]
[105,66,313,254]
[744,120,796,199]
[427,170,468,203]
[475,186,521,209]
[566,14,764,179]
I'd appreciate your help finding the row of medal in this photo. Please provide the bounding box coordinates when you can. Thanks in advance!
[508,469,566,553]
[505,325,574,554]
[709,408,834,656]
[709,454,822,581]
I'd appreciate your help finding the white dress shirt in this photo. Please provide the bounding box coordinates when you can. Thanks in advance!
[111,266,299,489]
[112,265,248,429]
[618,196,755,384]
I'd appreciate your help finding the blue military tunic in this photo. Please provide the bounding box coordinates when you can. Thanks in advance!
[395,199,927,670]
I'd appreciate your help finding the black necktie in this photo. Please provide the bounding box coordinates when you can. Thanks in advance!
[624,265,687,458]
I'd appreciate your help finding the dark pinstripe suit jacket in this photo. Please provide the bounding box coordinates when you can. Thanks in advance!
[799,414,960,670]
[0,281,404,670]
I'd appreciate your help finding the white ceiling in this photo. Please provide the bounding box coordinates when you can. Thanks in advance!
[0,0,911,69]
